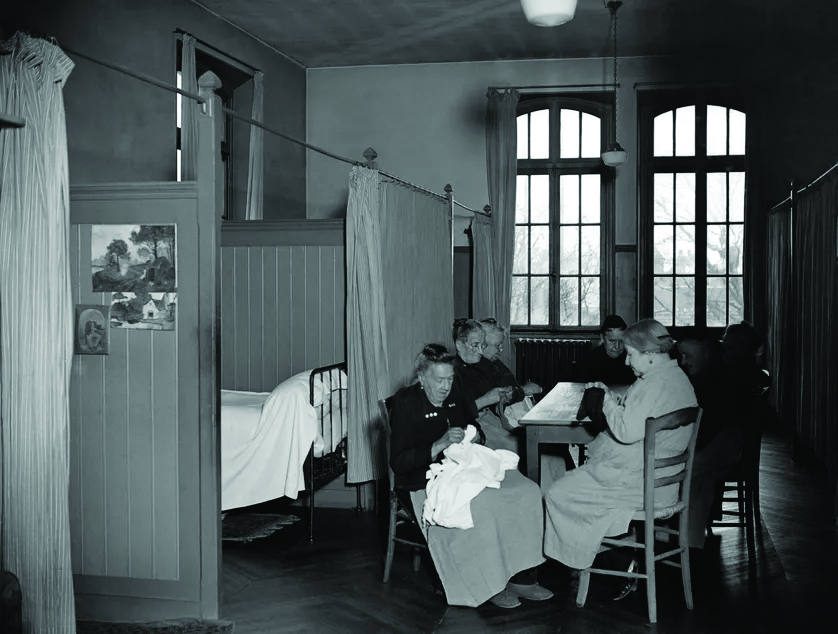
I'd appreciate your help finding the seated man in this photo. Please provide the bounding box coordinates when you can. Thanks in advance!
[577,315,637,387]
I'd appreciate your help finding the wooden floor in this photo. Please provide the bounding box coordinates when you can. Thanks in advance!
[221,431,837,633]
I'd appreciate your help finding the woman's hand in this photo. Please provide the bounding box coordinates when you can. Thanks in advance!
[585,381,613,400]
[475,386,515,410]
[431,427,465,458]
[522,381,542,396]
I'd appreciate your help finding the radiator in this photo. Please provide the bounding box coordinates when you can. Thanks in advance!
[514,338,592,394]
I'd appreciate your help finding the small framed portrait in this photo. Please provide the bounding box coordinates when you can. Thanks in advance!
[75,305,110,355]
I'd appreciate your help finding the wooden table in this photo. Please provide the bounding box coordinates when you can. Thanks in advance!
[519,382,593,482]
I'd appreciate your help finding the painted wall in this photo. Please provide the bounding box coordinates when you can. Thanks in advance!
[2,0,307,219]
[220,221,346,392]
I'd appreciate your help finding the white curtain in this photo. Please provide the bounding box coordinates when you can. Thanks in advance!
[486,88,520,366]
[345,169,454,483]
[180,34,199,181]
[245,71,264,220]
[346,167,390,483]
[0,32,76,632]
[470,213,497,320]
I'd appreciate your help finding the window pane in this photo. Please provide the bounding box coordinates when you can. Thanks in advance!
[531,226,550,274]
[580,174,600,224]
[581,112,600,158]
[513,227,528,274]
[706,277,726,327]
[581,226,600,275]
[654,277,673,325]
[675,277,694,326]
[707,173,727,222]
[675,173,695,222]
[559,278,578,326]
[707,105,727,156]
[654,173,674,222]
[729,172,745,222]
[675,106,695,156]
[654,225,674,274]
[729,109,746,155]
[176,72,182,128]
[729,224,744,274]
[560,174,579,223]
[517,114,528,159]
[707,225,727,274]
[531,277,550,325]
[530,109,549,159]
[581,277,600,326]
[675,225,696,274]
[531,175,549,223]
[560,226,579,275]
[560,109,579,159]
[516,175,529,222]
[654,111,673,157]
[510,277,529,325]
[729,277,744,323]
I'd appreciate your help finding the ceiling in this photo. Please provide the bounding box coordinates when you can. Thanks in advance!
[192,0,779,68]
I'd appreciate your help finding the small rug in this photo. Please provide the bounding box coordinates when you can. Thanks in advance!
[76,619,234,633]
[221,512,299,542]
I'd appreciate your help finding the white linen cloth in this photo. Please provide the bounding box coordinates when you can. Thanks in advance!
[221,370,345,511]
[544,359,698,569]
[423,425,519,529]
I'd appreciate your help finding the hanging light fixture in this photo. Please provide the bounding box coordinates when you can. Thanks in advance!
[520,0,578,27]
[602,1,628,167]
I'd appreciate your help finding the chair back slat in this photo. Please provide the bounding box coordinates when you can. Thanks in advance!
[379,397,395,490]
[643,407,702,515]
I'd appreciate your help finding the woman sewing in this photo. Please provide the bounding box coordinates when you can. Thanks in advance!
[543,319,698,577]
[389,344,551,609]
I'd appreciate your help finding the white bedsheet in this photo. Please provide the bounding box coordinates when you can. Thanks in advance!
[220,370,346,511]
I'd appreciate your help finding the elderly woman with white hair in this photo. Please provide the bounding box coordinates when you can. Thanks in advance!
[543,318,698,572]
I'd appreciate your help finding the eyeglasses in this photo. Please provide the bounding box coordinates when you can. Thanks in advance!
[463,340,488,351]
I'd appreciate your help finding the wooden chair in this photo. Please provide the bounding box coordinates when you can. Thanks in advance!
[710,379,770,562]
[379,397,428,583]
[576,406,703,624]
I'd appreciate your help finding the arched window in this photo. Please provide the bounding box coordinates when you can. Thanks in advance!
[512,97,615,330]
[639,97,747,330]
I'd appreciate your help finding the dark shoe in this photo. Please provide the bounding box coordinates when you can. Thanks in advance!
[613,559,638,601]
[507,581,554,601]
[489,589,521,609]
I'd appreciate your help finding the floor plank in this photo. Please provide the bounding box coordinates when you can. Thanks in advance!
[222,430,835,633]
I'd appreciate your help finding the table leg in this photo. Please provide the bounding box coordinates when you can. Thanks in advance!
[525,428,540,483]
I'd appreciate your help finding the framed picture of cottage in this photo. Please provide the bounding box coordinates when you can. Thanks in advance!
[91,224,176,293]
[75,305,110,355]
[110,291,177,331]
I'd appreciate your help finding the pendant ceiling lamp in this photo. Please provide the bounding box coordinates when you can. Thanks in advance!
[602,1,628,166]
[520,0,578,27]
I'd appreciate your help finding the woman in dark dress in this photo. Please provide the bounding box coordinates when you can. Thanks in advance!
[389,344,550,609]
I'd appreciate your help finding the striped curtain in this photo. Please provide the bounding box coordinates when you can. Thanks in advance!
[766,208,794,434]
[180,35,199,181]
[471,213,497,320]
[345,169,454,483]
[792,178,838,483]
[244,71,264,220]
[0,32,76,632]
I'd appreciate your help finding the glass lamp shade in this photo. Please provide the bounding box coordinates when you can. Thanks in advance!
[520,0,578,27]
[601,142,628,166]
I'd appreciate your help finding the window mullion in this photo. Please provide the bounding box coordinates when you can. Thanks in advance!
[695,104,708,328]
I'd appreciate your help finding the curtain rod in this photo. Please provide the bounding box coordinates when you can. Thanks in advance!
[62,45,207,104]
[488,83,615,93]
[60,43,488,216]
[768,158,838,213]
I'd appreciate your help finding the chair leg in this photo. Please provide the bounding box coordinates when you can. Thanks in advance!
[575,570,591,608]
[645,521,657,623]
[382,500,397,583]
[745,484,756,564]
[680,512,694,610]
[412,548,422,573]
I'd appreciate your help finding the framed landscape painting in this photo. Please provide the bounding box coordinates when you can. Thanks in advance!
[91,224,176,293]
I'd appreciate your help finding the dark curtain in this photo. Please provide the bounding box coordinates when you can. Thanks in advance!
[766,209,794,435]
[792,177,838,486]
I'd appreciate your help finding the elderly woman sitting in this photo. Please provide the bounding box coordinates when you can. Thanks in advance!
[389,344,551,609]
[543,318,698,576]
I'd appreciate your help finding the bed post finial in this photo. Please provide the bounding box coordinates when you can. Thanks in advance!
[363,147,378,169]
[197,71,222,115]
[483,204,492,217]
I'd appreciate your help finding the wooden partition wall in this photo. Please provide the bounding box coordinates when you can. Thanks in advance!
[220,220,345,392]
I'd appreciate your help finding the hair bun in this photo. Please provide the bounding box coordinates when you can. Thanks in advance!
[453,318,469,328]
